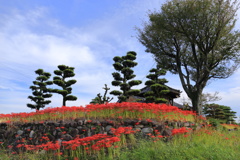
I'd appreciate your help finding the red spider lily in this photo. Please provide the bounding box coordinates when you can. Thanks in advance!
[41,136,50,141]
[111,127,136,136]
[16,144,25,148]
[0,102,199,123]
[172,127,192,136]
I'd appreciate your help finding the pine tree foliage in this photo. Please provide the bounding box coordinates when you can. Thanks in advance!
[27,69,53,111]
[144,65,169,103]
[90,84,113,104]
[110,51,142,102]
[204,103,237,123]
[51,65,77,106]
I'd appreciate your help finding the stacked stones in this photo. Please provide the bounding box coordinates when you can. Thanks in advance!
[0,118,198,153]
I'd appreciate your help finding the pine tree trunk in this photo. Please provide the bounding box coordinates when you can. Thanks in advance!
[63,97,66,106]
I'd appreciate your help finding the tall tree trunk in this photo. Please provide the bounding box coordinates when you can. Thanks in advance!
[189,91,203,115]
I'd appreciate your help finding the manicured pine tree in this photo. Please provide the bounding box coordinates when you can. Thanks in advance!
[51,65,77,106]
[222,106,237,124]
[110,51,142,102]
[90,84,113,104]
[204,104,237,124]
[27,69,53,111]
[144,65,169,104]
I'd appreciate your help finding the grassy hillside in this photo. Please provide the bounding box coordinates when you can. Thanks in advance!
[0,102,239,160]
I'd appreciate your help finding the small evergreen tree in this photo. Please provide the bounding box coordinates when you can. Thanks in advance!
[27,69,53,111]
[110,51,142,102]
[90,84,113,104]
[204,103,237,124]
[144,65,169,103]
[51,65,77,106]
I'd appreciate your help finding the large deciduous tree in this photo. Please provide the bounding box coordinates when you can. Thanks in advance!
[52,65,77,106]
[110,51,142,102]
[27,69,53,111]
[137,0,240,114]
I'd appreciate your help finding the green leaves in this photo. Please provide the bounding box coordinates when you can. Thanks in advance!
[54,70,62,76]
[110,90,122,96]
[27,69,53,111]
[110,51,142,102]
[113,62,123,71]
[128,80,142,86]
[144,66,169,104]
[53,79,65,87]
[204,103,237,123]
[112,72,123,81]
[52,65,77,106]
[112,81,121,86]
[127,89,140,95]
[138,0,240,114]
[28,65,78,109]
[121,67,134,75]
[35,69,44,75]
[113,56,122,62]
[66,79,77,87]
[66,95,77,101]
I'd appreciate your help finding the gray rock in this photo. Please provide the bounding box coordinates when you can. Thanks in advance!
[105,125,113,132]
[77,120,83,126]
[62,134,73,141]
[87,129,92,137]
[184,122,190,127]
[29,130,35,138]
[77,126,83,129]
[17,130,24,136]
[57,138,62,146]
[53,130,57,136]
[142,127,153,134]
[69,129,79,137]
[54,123,60,127]
[135,125,144,128]
[133,128,141,132]
[161,129,172,137]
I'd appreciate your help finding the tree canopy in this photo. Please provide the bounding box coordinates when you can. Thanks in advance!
[204,103,237,124]
[51,65,77,106]
[27,69,53,111]
[137,0,240,114]
[144,65,169,103]
[110,51,142,102]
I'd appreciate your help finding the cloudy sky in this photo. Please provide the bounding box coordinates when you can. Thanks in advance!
[0,0,240,119]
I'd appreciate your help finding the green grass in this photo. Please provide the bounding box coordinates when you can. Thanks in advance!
[118,128,240,160]
[0,103,239,160]
[1,128,239,160]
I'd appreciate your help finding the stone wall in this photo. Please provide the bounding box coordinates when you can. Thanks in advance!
[0,118,198,153]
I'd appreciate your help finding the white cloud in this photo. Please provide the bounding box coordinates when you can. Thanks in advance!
[1,0,240,117]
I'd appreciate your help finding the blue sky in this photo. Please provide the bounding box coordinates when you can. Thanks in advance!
[0,0,240,119]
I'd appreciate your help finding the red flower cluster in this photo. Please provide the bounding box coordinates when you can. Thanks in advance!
[5,127,136,156]
[171,127,192,136]
[0,102,200,123]
[111,127,136,136]
[62,134,113,150]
